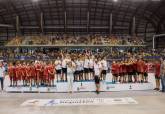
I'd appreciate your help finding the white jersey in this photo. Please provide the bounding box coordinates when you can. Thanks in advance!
[75,60,81,71]
[80,60,84,71]
[71,61,76,68]
[98,61,102,69]
[101,60,108,70]
[62,59,67,68]
[67,67,75,78]
[0,66,5,78]
[84,59,89,68]
[55,60,62,70]
[94,62,101,76]
[89,59,94,69]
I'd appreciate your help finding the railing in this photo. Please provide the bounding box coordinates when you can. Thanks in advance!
[0,55,161,62]
[5,44,146,47]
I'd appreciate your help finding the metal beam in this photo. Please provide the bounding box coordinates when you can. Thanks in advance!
[152,34,165,49]
[16,15,20,35]
[40,12,44,34]
[7,28,9,40]
[44,26,64,29]
[18,26,129,29]
[87,11,89,33]
[64,11,67,33]
[20,26,40,29]
[109,13,112,35]
[132,16,136,36]
[0,24,13,28]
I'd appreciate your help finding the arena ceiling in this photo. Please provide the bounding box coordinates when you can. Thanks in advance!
[0,0,165,41]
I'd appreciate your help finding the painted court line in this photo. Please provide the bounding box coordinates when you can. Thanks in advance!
[21,97,138,106]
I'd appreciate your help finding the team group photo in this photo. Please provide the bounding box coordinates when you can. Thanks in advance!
[0,0,165,114]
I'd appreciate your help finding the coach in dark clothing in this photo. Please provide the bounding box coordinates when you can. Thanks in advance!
[0,61,5,91]
[160,59,165,92]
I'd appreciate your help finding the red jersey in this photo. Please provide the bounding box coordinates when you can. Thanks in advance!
[16,66,23,80]
[48,65,55,75]
[125,64,129,73]
[26,66,31,77]
[35,64,42,78]
[22,65,26,77]
[132,62,137,71]
[30,65,36,77]
[111,63,117,74]
[35,64,42,72]
[137,60,145,73]
[122,64,127,73]
[127,64,133,73]
[8,66,14,77]
[143,63,148,73]
[115,63,120,75]
[155,63,161,77]
[119,64,123,74]
[43,66,49,77]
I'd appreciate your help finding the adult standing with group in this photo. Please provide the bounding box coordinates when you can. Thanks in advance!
[160,57,165,92]
[154,57,165,92]
[0,61,6,92]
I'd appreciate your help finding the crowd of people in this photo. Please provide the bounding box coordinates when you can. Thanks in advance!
[6,36,23,46]
[1,36,165,93]
[111,58,149,83]
[1,52,109,93]
[6,53,108,86]
[1,47,165,62]
[110,56,165,93]
[6,34,145,46]
[0,49,165,93]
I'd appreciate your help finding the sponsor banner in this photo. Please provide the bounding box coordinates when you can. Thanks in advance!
[5,73,154,92]
[105,83,153,91]
[6,86,39,92]
[6,82,153,92]
[75,82,97,92]
[21,97,138,106]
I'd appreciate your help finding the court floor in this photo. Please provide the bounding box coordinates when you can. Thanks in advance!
[0,91,165,114]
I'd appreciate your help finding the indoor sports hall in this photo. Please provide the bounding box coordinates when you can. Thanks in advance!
[0,0,165,114]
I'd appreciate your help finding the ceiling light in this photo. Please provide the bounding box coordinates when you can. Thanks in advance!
[32,0,40,2]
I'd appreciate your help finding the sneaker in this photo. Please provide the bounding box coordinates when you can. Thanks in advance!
[154,88,160,91]
[154,88,158,90]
